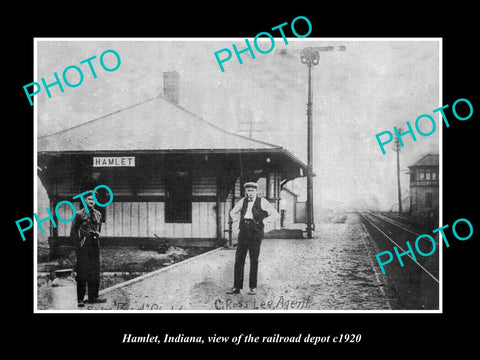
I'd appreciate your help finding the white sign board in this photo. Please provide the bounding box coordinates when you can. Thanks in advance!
[93,156,135,167]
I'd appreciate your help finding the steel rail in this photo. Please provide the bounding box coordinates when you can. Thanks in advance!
[359,212,439,284]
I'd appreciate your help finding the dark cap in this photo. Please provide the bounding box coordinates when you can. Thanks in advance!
[243,182,258,189]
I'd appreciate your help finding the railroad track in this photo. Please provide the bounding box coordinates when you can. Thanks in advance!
[367,212,422,236]
[358,211,440,310]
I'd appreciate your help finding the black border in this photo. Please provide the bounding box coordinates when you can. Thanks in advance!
[7,5,479,355]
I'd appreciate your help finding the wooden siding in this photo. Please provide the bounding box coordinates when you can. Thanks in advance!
[56,196,278,240]
[55,200,78,237]
[51,168,281,242]
[56,200,229,239]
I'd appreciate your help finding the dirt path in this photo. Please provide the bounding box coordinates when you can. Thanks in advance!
[82,214,392,311]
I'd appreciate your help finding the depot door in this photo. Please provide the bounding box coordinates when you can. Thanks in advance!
[165,171,192,223]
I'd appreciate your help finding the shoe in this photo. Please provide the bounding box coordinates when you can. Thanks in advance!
[87,298,107,304]
[248,288,256,295]
[226,287,240,294]
[78,301,85,307]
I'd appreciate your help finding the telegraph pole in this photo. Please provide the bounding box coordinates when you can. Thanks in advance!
[300,46,346,239]
[393,131,403,215]
[238,119,262,138]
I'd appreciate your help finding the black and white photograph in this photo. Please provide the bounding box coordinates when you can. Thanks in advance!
[6,7,479,354]
[34,38,442,312]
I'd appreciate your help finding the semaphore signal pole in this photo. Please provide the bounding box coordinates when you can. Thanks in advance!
[300,46,346,239]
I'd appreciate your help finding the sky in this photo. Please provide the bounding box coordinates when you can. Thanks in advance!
[35,38,440,214]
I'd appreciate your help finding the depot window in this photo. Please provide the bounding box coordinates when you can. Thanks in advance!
[426,170,431,180]
[419,170,425,180]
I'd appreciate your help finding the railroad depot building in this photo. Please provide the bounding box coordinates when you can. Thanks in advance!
[407,153,439,216]
[37,72,308,257]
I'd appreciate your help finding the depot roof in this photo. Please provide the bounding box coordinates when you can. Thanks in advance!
[37,94,308,174]
[38,95,285,152]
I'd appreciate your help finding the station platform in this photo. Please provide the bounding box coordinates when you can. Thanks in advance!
[82,214,392,311]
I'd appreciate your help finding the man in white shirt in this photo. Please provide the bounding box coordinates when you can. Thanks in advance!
[227,182,280,295]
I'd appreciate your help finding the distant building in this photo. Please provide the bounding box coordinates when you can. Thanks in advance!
[407,153,439,216]
[279,187,299,227]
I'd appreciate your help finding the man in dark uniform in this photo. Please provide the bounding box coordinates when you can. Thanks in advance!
[227,182,280,295]
[70,190,106,307]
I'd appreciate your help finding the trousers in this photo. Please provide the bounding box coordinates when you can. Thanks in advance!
[75,236,100,301]
[233,219,263,289]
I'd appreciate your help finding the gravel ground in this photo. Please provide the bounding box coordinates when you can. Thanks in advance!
[78,213,393,311]
[36,246,210,310]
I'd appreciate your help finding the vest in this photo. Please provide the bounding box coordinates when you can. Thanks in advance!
[240,196,268,231]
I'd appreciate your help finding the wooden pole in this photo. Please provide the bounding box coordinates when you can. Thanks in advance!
[216,177,222,244]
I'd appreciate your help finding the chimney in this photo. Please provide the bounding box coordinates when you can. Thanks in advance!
[163,71,179,104]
